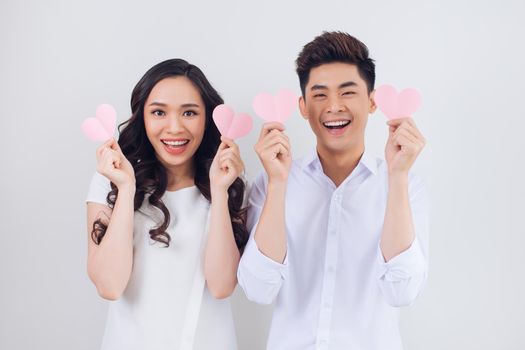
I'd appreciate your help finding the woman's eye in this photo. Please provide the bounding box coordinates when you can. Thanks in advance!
[152,110,165,117]
[183,110,197,117]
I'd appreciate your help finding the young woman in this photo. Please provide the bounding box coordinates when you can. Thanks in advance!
[85,59,248,350]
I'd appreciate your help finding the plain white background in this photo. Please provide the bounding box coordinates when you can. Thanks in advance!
[1,0,524,349]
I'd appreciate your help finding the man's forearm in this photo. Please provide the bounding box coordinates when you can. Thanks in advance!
[254,181,287,263]
[380,173,415,262]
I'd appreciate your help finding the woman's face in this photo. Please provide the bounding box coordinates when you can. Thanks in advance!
[143,76,206,174]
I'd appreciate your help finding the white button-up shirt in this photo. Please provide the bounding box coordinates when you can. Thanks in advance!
[238,150,429,350]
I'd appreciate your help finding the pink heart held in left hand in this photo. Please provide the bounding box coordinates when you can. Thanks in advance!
[212,104,253,139]
[252,89,297,124]
[374,84,421,120]
[82,104,117,141]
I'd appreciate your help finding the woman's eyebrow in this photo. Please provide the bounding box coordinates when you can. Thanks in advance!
[180,103,201,108]
[147,101,168,107]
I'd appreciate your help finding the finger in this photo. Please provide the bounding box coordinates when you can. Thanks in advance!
[387,117,412,127]
[388,126,396,136]
[393,134,418,151]
[220,158,236,172]
[97,138,115,158]
[260,133,291,151]
[269,129,290,142]
[393,129,419,144]
[261,142,290,159]
[98,148,116,168]
[218,140,229,151]
[219,149,241,164]
[258,122,286,140]
[272,143,289,158]
[388,119,422,142]
[401,119,426,143]
[395,125,426,148]
[260,141,291,159]
[393,127,418,143]
[219,139,241,158]
[106,149,122,168]
[256,131,290,153]
[112,140,127,157]
[100,150,119,172]
[388,118,424,143]
[99,147,109,159]
[106,138,119,151]
[220,152,236,164]
[225,158,244,177]
[220,145,242,156]
[220,148,243,164]
[213,142,228,162]
[220,136,239,150]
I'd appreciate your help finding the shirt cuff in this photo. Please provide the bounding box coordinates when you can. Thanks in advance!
[241,235,288,282]
[377,236,426,282]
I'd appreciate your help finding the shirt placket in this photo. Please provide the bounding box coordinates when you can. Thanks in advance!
[315,189,342,349]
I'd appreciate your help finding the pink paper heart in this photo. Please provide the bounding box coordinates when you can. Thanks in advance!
[252,89,297,123]
[212,104,253,139]
[374,85,421,120]
[82,104,117,141]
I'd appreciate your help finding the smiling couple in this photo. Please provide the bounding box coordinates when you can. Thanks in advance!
[85,31,429,350]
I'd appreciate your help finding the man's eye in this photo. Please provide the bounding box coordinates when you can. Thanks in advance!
[342,91,355,96]
[314,94,326,98]
[152,110,165,117]
[183,110,197,117]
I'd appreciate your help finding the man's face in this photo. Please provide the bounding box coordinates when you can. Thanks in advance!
[299,62,376,155]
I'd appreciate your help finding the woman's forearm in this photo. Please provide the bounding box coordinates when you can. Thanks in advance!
[88,185,135,300]
[204,188,240,299]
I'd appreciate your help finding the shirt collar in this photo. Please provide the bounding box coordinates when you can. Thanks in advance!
[300,148,378,176]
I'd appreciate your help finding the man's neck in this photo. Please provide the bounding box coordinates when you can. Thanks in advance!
[317,145,364,188]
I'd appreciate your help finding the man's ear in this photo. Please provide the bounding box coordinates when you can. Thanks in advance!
[369,90,377,114]
[299,95,308,120]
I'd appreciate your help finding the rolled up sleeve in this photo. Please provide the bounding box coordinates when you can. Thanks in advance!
[377,175,429,307]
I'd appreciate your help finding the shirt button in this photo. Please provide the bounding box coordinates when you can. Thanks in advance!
[328,266,335,273]
[323,302,330,308]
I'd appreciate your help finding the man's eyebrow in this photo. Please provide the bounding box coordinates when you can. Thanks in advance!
[310,81,358,91]
[339,81,358,89]
[310,84,328,91]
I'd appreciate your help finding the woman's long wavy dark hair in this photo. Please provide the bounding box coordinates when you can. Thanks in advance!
[91,59,248,252]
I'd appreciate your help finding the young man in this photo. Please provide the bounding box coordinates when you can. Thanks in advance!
[238,32,429,349]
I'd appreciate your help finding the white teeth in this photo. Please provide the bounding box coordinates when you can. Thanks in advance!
[162,140,189,146]
[324,120,350,127]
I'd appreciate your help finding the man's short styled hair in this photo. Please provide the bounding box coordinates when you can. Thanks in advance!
[295,31,376,96]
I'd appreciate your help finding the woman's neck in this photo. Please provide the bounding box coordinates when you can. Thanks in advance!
[165,162,195,191]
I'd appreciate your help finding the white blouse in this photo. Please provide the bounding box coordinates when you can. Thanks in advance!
[86,172,237,350]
